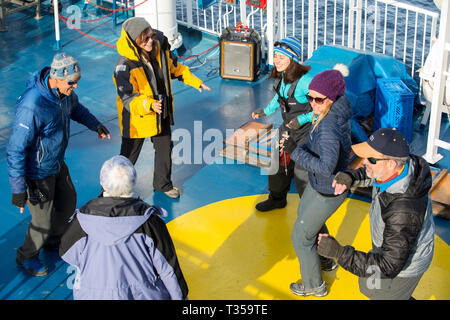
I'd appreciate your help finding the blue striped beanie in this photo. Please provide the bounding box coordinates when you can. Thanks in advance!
[273,36,302,64]
[50,52,81,81]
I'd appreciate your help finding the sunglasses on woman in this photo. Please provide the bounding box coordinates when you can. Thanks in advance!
[367,157,389,164]
[274,41,293,51]
[144,33,156,43]
[306,94,327,104]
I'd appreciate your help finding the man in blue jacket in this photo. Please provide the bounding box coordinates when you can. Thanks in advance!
[7,52,110,276]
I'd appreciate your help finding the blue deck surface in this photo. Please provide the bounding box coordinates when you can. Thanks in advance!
[0,1,448,300]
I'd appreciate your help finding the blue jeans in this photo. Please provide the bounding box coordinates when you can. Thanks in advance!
[291,183,348,289]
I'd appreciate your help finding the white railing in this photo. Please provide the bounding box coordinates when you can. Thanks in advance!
[423,0,450,164]
[275,0,440,78]
[176,0,440,79]
[176,0,273,62]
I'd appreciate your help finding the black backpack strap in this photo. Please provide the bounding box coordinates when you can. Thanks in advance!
[273,78,286,104]
[273,77,281,93]
[286,78,300,99]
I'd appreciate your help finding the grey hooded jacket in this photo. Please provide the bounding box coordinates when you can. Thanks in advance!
[60,197,188,300]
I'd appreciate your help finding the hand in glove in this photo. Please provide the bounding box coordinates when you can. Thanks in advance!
[251,109,266,119]
[281,136,297,154]
[317,234,344,260]
[287,117,301,130]
[12,192,27,214]
[97,124,111,140]
[287,112,314,130]
[332,171,353,195]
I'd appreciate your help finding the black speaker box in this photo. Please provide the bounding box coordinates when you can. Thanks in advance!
[219,27,261,81]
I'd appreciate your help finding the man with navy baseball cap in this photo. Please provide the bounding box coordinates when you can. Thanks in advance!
[317,128,435,300]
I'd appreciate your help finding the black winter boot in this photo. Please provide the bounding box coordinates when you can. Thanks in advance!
[255,198,287,212]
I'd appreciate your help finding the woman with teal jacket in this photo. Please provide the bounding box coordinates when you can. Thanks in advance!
[252,36,314,212]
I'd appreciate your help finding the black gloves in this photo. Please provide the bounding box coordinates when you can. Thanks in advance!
[318,236,344,260]
[97,124,110,138]
[282,137,297,154]
[287,117,301,130]
[334,172,353,190]
[12,192,27,208]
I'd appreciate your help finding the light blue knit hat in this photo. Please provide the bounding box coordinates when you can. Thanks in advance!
[273,36,302,64]
[49,52,81,81]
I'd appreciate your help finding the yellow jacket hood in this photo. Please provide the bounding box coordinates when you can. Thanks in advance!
[116,28,142,62]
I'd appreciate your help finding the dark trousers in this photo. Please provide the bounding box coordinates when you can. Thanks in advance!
[17,162,77,261]
[268,159,308,201]
[120,119,173,192]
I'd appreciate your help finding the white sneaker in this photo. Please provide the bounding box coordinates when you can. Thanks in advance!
[290,281,328,297]
[164,187,180,198]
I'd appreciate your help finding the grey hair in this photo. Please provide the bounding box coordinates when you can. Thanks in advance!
[389,156,409,169]
[100,155,136,197]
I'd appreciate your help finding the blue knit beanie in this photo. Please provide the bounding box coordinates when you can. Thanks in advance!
[273,36,302,64]
[49,52,81,81]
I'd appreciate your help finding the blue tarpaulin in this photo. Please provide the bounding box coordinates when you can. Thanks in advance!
[198,0,219,10]
[303,45,418,142]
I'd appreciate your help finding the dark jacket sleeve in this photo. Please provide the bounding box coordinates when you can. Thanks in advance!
[59,214,87,267]
[345,166,376,188]
[338,198,425,278]
[143,213,188,299]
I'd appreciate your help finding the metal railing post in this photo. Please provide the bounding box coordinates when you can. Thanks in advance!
[348,0,355,48]
[424,0,450,164]
[267,0,275,66]
[354,0,362,49]
[0,0,7,31]
[240,0,247,26]
[186,0,193,28]
[348,0,362,49]
[53,0,60,50]
[307,0,315,58]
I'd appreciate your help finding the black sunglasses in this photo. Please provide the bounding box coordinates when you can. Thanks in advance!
[67,80,78,86]
[367,157,389,164]
[274,41,293,51]
[306,94,327,104]
[144,33,156,43]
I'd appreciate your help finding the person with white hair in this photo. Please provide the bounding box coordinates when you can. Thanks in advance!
[60,155,188,300]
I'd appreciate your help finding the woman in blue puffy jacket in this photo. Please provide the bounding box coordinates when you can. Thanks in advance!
[281,64,352,297]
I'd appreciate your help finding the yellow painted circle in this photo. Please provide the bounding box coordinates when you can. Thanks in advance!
[168,194,450,300]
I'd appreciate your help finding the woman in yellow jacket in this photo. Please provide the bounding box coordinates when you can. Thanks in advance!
[114,17,210,198]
